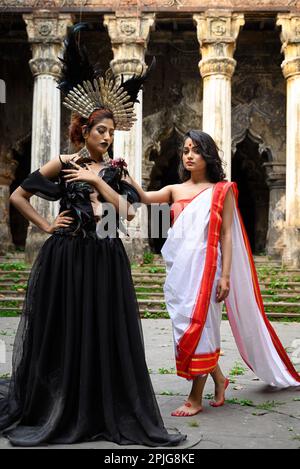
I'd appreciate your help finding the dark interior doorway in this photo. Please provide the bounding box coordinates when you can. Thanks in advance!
[232,131,270,254]
[147,128,182,253]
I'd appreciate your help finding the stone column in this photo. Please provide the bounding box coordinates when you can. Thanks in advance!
[193,11,244,179]
[104,13,155,261]
[0,146,17,254]
[23,11,73,262]
[263,162,286,259]
[277,14,300,268]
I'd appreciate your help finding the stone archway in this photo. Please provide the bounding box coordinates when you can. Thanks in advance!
[145,125,184,253]
[9,133,31,249]
[142,100,202,253]
[232,129,270,254]
[148,127,183,190]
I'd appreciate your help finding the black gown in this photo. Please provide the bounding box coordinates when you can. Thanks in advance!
[0,158,185,447]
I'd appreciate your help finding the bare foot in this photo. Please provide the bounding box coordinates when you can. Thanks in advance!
[171,400,203,417]
[209,377,229,407]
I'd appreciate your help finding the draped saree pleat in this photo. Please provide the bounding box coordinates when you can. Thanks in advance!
[162,181,300,387]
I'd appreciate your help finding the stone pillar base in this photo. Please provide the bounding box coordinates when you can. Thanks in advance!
[0,241,14,257]
[121,237,148,264]
[0,185,14,255]
[266,245,284,261]
[263,162,286,262]
[282,226,300,268]
[25,225,50,265]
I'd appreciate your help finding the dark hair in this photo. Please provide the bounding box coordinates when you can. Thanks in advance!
[69,108,116,149]
[178,130,227,182]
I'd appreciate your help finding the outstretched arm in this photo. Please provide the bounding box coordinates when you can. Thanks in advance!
[123,175,173,204]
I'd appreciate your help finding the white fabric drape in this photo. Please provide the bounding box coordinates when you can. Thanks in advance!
[162,183,300,387]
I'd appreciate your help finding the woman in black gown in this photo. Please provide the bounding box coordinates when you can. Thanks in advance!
[0,24,185,447]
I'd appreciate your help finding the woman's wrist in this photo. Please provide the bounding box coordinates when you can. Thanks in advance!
[93,177,104,191]
[91,174,100,186]
[41,221,52,234]
[221,273,230,280]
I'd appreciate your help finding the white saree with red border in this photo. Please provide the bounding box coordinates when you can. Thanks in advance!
[161,181,300,387]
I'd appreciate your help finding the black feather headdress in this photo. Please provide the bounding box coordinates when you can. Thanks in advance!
[57,23,99,95]
[57,22,155,131]
[120,57,156,104]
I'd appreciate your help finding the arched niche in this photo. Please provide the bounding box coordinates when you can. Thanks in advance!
[144,125,186,254]
[232,129,271,254]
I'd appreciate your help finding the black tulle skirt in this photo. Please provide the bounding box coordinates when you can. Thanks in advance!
[0,233,185,447]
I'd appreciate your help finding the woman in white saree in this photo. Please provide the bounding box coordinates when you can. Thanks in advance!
[129,130,300,417]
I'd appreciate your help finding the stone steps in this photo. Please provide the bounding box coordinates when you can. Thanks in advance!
[3,282,299,292]
[0,252,300,319]
[1,290,299,301]
[1,269,300,276]
[0,297,299,313]
[136,292,300,300]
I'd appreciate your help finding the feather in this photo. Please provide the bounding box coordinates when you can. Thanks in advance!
[120,57,156,104]
[57,24,155,131]
[57,22,100,95]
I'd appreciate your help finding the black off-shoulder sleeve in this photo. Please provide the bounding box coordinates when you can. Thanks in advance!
[20,169,63,201]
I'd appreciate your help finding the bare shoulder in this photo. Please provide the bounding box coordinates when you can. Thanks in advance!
[39,154,76,179]
[168,184,180,201]
[170,182,190,202]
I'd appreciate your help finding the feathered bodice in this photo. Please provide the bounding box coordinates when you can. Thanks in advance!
[20,158,141,239]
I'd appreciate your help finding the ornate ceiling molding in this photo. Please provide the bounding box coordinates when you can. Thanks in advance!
[1,0,300,12]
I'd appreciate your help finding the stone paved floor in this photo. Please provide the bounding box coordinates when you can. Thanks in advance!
[0,318,300,449]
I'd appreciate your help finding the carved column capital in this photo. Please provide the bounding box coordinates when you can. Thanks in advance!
[199,57,236,79]
[193,10,244,78]
[104,12,155,76]
[23,11,73,78]
[277,14,300,79]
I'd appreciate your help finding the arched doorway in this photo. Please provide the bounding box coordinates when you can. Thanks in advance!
[232,130,270,254]
[147,127,182,253]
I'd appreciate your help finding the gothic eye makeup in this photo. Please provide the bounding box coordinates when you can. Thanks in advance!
[97,126,114,137]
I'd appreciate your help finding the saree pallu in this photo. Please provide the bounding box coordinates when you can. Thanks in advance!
[161,181,300,387]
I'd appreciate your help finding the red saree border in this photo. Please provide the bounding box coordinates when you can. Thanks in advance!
[176,181,233,379]
[228,184,300,383]
[176,349,221,379]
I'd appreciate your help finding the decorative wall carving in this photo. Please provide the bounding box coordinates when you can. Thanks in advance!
[104,13,155,75]
[120,20,136,36]
[24,13,73,44]
[200,57,236,77]
[277,14,300,78]
[194,12,244,79]
[24,13,73,77]
[2,0,300,10]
